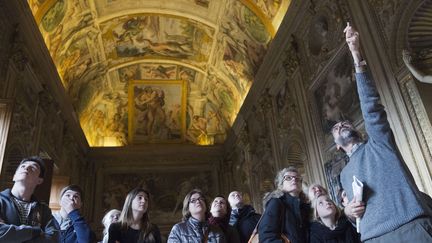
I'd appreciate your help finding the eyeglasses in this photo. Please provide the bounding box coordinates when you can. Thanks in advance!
[283,175,302,182]
[189,197,205,204]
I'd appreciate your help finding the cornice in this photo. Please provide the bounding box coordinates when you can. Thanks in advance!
[88,144,224,161]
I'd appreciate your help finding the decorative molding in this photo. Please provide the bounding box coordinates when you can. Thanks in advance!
[0,100,14,173]
[282,36,300,78]
[398,76,432,193]
[367,0,403,45]
[405,80,432,158]
[297,0,349,87]
[237,125,250,148]
[0,10,13,97]
[406,0,432,71]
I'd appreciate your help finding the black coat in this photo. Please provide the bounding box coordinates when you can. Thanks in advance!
[309,216,361,243]
[235,205,261,243]
[258,192,309,243]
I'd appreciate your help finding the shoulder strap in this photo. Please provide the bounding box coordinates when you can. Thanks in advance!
[250,213,264,236]
[279,198,286,234]
[204,233,208,243]
[203,225,209,243]
[251,198,285,235]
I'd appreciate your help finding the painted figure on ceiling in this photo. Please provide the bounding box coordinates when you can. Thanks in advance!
[135,86,166,138]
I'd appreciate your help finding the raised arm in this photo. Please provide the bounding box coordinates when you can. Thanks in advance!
[345,24,394,144]
[68,209,93,242]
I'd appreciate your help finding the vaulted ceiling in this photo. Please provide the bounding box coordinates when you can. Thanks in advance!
[28,0,290,146]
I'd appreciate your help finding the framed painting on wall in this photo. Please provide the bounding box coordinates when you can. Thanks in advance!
[128,80,187,143]
[312,47,362,148]
[324,152,348,206]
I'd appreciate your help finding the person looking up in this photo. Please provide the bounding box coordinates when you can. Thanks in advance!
[0,156,60,242]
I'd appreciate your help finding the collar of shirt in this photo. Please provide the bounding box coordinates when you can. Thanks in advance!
[347,142,363,157]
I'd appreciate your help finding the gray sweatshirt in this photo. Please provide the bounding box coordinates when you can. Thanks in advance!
[340,72,430,241]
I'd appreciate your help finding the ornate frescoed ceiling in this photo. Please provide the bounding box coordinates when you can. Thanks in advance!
[28,0,290,146]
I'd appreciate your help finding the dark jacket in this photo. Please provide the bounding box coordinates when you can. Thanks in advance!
[259,190,309,243]
[309,216,361,243]
[225,225,241,243]
[230,205,260,243]
[108,222,161,243]
[168,217,226,243]
[54,209,95,243]
[0,188,60,242]
[208,216,240,243]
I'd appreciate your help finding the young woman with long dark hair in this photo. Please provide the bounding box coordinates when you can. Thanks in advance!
[108,188,161,243]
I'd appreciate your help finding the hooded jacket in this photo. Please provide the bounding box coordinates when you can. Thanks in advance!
[53,209,95,243]
[0,188,60,242]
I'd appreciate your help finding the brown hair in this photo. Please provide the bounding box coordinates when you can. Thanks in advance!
[182,189,209,221]
[211,195,232,219]
[60,184,84,201]
[18,156,46,178]
[119,188,155,243]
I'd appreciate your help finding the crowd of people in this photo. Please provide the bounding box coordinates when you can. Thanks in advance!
[0,155,355,243]
[1,24,431,243]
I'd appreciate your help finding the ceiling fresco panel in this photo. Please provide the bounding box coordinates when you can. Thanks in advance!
[186,73,234,145]
[215,0,270,101]
[28,0,48,16]
[28,0,291,146]
[250,0,283,20]
[100,15,215,70]
[139,64,178,80]
[93,0,218,23]
[79,81,129,147]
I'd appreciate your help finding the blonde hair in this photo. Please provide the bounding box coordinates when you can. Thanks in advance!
[263,166,308,206]
[102,209,121,235]
[312,194,341,223]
